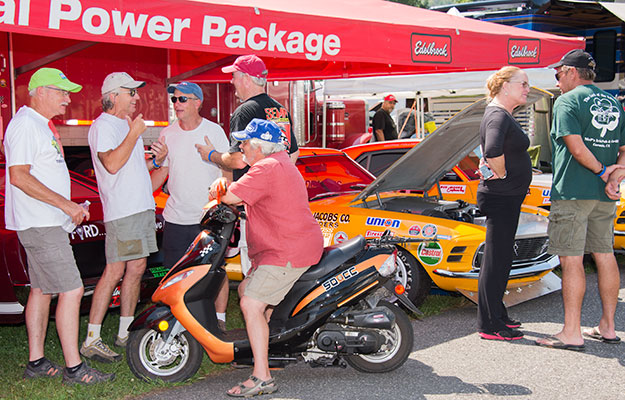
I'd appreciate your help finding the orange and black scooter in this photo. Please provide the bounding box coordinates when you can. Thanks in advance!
[126,200,427,382]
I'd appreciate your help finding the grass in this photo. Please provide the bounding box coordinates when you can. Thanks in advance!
[0,290,464,400]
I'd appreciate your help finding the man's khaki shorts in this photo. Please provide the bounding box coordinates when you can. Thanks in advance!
[547,199,616,257]
[244,262,309,306]
[17,226,82,294]
[105,210,157,263]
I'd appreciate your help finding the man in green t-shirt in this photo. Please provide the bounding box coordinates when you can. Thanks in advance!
[536,49,625,351]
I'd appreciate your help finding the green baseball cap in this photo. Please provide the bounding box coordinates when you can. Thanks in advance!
[28,68,82,93]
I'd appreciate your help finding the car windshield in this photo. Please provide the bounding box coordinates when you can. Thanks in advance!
[296,154,374,200]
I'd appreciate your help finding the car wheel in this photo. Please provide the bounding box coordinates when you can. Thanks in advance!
[395,246,431,307]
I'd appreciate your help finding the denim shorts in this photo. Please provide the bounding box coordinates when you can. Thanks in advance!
[547,199,616,256]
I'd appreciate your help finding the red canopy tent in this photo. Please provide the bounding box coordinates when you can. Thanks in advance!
[0,0,584,83]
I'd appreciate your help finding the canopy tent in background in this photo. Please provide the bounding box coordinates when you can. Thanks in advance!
[0,0,584,83]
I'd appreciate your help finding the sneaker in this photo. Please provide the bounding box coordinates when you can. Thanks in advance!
[503,317,522,329]
[479,329,524,341]
[23,358,61,379]
[62,363,115,385]
[217,319,227,332]
[114,335,128,348]
[80,338,122,363]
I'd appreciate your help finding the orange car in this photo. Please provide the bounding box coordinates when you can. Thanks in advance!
[343,140,551,208]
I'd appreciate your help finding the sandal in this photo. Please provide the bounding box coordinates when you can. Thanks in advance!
[227,375,278,397]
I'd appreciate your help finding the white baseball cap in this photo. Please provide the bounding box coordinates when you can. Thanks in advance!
[101,72,145,94]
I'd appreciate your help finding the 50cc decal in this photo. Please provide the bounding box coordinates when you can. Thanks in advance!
[322,266,358,291]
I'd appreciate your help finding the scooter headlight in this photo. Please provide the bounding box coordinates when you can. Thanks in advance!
[162,270,194,289]
[378,250,398,277]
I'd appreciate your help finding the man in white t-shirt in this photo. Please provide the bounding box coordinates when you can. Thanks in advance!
[4,67,113,384]
[81,72,168,363]
[151,81,231,331]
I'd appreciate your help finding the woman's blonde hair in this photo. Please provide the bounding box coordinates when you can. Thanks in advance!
[486,66,522,100]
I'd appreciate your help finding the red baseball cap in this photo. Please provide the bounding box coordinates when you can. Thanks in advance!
[222,55,268,78]
[384,94,398,103]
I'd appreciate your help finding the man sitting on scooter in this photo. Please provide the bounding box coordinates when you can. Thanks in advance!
[209,118,324,397]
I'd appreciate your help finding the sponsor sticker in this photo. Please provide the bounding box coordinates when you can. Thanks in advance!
[313,212,350,229]
[366,216,401,228]
[411,33,452,63]
[422,224,437,238]
[440,185,466,194]
[508,38,540,65]
[365,230,384,238]
[417,242,443,266]
[334,231,348,244]
[408,224,421,236]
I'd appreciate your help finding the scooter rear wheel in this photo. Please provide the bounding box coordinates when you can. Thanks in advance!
[345,301,413,373]
[127,328,203,382]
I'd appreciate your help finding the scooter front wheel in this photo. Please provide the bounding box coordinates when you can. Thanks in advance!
[345,301,413,373]
[127,328,203,382]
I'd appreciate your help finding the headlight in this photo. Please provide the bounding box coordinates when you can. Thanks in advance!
[378,250,397,277]
[162,270,194,289]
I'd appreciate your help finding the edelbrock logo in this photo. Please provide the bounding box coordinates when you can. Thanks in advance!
[508,39,540,64]
[411,33,452,63]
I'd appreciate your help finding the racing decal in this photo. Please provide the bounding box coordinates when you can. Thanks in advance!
[421,224,437,238]
[440,184,466,194]
[365,217,400,228]
[408,224,421,236]
[149,266,170,278]
[416,242,443,266]
[365,230,384,238]
[322,266,358,291]
[314,212,350,229]
[508,38,540,65]
[291,254,389,316]
[542,189,551,204]
[69,223,105,241]
[411,33,451,64]
[437,234,452,240]
[334,231,348,244]
[319,227,334,247]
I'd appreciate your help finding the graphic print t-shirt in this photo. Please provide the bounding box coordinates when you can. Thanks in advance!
[228,93,299,181]
[550,85,625,201]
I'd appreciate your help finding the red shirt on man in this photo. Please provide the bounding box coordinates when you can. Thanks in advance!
[229,151,323,270]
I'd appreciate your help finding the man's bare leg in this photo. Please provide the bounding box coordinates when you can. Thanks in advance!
[119,257,147,318]
[537,255,585,346]
[25,288,52,362]
[590,252,620,339]
[88,261,126,325]
[228,295,271,395]
[55,286,84,367]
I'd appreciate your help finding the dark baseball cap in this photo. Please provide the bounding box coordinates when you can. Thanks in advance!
[548,49,596,70]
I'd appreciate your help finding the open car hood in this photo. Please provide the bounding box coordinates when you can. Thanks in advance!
[352,87,551,203]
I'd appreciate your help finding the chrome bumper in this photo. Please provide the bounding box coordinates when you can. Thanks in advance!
[432,254,559,279]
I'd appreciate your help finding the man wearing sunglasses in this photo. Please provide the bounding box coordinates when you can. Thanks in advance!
[82,72,168,363]
[536,49,625,351]
[151,81,231,331]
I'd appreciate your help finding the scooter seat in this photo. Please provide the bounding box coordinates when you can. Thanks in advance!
[299,236,366,281]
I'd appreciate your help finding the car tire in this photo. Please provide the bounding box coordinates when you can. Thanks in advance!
[395,246,431,307]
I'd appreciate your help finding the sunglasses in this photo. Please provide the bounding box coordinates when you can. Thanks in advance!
[118,88,138,97]
[555,70,566,81]
[170,95,198,103]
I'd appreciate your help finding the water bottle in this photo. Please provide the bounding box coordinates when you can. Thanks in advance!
[62,200,91,233]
